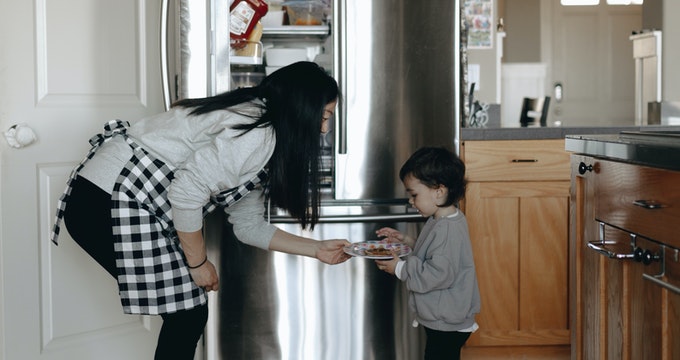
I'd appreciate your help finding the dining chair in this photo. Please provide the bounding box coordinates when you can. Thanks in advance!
[519,96,551,127]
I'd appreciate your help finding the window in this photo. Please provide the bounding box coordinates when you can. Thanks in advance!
[561,0,598,5]
[560,0,642,5]
[606,0,643,4]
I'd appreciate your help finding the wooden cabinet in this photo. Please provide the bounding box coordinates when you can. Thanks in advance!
[570,155,680,360]
[461,140,571,348]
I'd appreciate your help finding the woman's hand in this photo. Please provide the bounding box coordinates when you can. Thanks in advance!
[176,229,219,290]
[269,229,352,264]
[315,239,352,264]
[188,260,219,292]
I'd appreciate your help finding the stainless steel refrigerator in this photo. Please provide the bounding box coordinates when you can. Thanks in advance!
[162,1,464,359]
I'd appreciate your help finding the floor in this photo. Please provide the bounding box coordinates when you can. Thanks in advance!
[461,345,571,360]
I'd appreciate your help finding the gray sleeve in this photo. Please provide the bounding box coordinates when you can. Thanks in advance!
[223,187,277,250]
[403,225,459,293]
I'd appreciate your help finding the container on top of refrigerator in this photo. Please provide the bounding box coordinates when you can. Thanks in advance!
[229,0,269,43]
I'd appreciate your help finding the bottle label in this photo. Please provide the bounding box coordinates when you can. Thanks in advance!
[230,1,256,36]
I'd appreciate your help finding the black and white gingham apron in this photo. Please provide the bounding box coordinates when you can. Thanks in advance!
[51,119,268,315]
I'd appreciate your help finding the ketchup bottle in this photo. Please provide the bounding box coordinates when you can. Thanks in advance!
[230,0,269,43]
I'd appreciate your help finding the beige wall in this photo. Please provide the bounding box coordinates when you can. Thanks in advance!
[663,0,680,101]
[642,0,662,30]
[471,0,680,104]
[502,0,541,63]
[466,0,543,104]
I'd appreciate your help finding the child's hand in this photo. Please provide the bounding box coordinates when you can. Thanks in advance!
[376,227,415,248]
[375,227,403,243]
[375,249,401,275]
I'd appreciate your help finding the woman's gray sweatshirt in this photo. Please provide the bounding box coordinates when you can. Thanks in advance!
[78,103,277,250]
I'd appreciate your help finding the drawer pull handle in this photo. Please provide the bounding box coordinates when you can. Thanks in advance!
[633,199,665,209]
[578,162,593,175]
[642,274,680,295]
[587,241,635,259]
[633,247,661,265]
[511,159,538,163]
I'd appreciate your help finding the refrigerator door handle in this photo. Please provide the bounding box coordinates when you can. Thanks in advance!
[268,213,424,224]
[333,0,347,154]
[160,0,172,111]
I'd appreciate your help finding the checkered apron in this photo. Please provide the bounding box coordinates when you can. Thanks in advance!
[51,119,268,315]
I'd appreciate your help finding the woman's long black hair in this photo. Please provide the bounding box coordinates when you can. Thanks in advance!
[172,61,339,229]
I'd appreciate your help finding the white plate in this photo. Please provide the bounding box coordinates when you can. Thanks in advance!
[343,240,412,259]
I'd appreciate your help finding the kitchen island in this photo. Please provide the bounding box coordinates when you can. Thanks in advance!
[458,127,679,359]
[565,130,680,360]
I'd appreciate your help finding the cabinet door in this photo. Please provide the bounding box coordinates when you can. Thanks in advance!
[664,239,680,359]
[571,155,680,360]
[631,236,680,360]
[520,194,569,332]
[466,180,570,346]
[628,237,663,360]
[571,155,601,360]
[572,156,630,360]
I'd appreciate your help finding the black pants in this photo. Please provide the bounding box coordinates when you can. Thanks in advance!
[63,176,208,359]
[423,327,471,360]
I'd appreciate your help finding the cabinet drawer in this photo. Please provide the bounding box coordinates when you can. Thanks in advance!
[463,140,570,182]
[592,159,680,248]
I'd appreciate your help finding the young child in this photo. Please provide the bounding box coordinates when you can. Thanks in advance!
[375,146,480,360]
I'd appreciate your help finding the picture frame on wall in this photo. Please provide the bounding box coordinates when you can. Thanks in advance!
[465,0,493,49]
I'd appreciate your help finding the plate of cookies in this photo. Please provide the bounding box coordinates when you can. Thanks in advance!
[343,240,412,259]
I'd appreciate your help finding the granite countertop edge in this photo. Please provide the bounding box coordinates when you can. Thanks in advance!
[461,125,680,141]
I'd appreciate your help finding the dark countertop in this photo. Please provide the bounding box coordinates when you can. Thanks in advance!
[462,125,680,170]
[564,130,680,171]
[461,125,680,141]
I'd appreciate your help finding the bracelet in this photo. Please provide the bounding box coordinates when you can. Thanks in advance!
[187,256,208,269]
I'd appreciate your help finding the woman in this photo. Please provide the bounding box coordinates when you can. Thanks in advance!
[50,61,351,359]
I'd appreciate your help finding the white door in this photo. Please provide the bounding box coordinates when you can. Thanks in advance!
[548,2,641,127]
[0,1,164,359]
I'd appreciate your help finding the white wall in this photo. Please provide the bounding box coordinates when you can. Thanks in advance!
[501,63,547,127]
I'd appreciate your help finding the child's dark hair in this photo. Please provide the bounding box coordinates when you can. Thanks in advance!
[399,146,467,207]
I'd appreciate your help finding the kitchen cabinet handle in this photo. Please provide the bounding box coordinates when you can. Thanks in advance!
[587,222,635,259]
[642,274,680,295]
[587,241,635,259]
[633,199,665,209]
[511,159,538,163]
[633,247,661,265]
[578,162,593,175]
